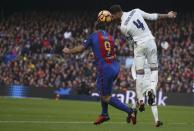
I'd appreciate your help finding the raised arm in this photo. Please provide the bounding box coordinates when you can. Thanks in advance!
[158,11,177,19]
[63,34,92,54]
[136,8,158,20]
[136,8,177,20]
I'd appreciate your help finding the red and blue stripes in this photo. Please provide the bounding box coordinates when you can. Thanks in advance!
[97,31,115,64]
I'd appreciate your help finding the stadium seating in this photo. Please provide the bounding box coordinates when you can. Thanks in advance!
[0,11,193,93]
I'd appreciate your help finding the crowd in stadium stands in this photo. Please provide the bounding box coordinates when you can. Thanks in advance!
[0,11,193,94]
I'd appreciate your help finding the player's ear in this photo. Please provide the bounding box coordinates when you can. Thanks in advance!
[115,12,121,19]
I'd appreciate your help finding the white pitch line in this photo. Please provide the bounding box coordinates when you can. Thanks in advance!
[0,121,93,124]
[0,120,194,125]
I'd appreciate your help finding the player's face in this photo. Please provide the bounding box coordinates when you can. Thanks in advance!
[112,12,119,19]
[111,12,122,23]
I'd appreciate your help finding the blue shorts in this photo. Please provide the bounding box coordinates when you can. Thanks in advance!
[96,61,120,96]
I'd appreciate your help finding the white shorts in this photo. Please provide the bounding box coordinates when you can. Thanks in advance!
[134,39,158,71]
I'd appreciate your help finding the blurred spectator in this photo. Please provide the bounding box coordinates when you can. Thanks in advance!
[0,11,193,94]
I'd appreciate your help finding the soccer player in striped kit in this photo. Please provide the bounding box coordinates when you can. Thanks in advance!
[63,20,137,125]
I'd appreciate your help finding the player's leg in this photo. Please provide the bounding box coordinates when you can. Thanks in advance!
[94,75,110,125]
[146,40,158,105]
[101,95,136,124]
[104,64,133,116]
[97,76,109,116]
[131,62,139,111]
[105,96,133,115]
[98,63,120,116]
[146,40,163,127]
[100,64,136,124]
[94,99,110,125]
[100,98,108,116]
[134,43,146,112]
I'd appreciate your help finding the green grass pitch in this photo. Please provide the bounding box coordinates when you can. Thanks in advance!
[0,97,194,131]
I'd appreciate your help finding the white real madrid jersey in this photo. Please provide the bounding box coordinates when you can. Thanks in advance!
[120,9,158,44]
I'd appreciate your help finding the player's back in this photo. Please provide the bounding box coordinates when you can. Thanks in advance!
[82,30,119,78]
[89,30,117,65]
[120,9,155,44]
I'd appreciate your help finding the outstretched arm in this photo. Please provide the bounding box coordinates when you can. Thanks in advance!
[63,34,93,54]
[136,8,158,20]
[63,45,85,54]
[158,11,177,19]
[136,8,177,20]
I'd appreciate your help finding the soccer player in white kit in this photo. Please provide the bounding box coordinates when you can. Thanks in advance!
[109,5,177,127]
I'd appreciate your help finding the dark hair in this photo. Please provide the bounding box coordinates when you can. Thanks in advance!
[95,22,106,30]
[110,4,122,14]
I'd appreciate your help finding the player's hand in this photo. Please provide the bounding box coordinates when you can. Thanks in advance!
[63,48,71,54]
[168,11,177,18]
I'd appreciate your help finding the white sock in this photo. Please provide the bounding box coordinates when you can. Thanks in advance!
[150,70,158,90]
[151,105,159,123]
[150,70,159,123]
[132,102,137,109]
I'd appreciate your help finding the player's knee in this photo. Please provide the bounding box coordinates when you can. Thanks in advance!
[149,63,158,71]
[136,69,144,75]
[101,95,111,103]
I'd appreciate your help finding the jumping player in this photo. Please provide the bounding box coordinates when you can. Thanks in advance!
[109,5,177,127]
[63,21,136,125]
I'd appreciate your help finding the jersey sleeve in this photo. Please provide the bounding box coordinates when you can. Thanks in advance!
[120,25,128,36]
[136,8,158,20]
[82,35,92,49]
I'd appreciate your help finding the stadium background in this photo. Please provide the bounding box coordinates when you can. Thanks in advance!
[0,0,194,106]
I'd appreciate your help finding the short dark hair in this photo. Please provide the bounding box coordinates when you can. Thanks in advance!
[95,22,106,30]
[110,4,122,14]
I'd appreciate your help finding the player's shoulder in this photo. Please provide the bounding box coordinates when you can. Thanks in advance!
[125,8,140,14]
[86,31,106,41]
[133,8,141,12]
[93,30,109,36]
[91,31,103,36]
[133,8,146,15]
[86,32,97,39]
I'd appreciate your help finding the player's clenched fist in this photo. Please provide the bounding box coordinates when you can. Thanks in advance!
[168,11,177,18]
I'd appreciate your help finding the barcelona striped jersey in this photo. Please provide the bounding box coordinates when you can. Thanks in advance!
[83,30,116,64]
